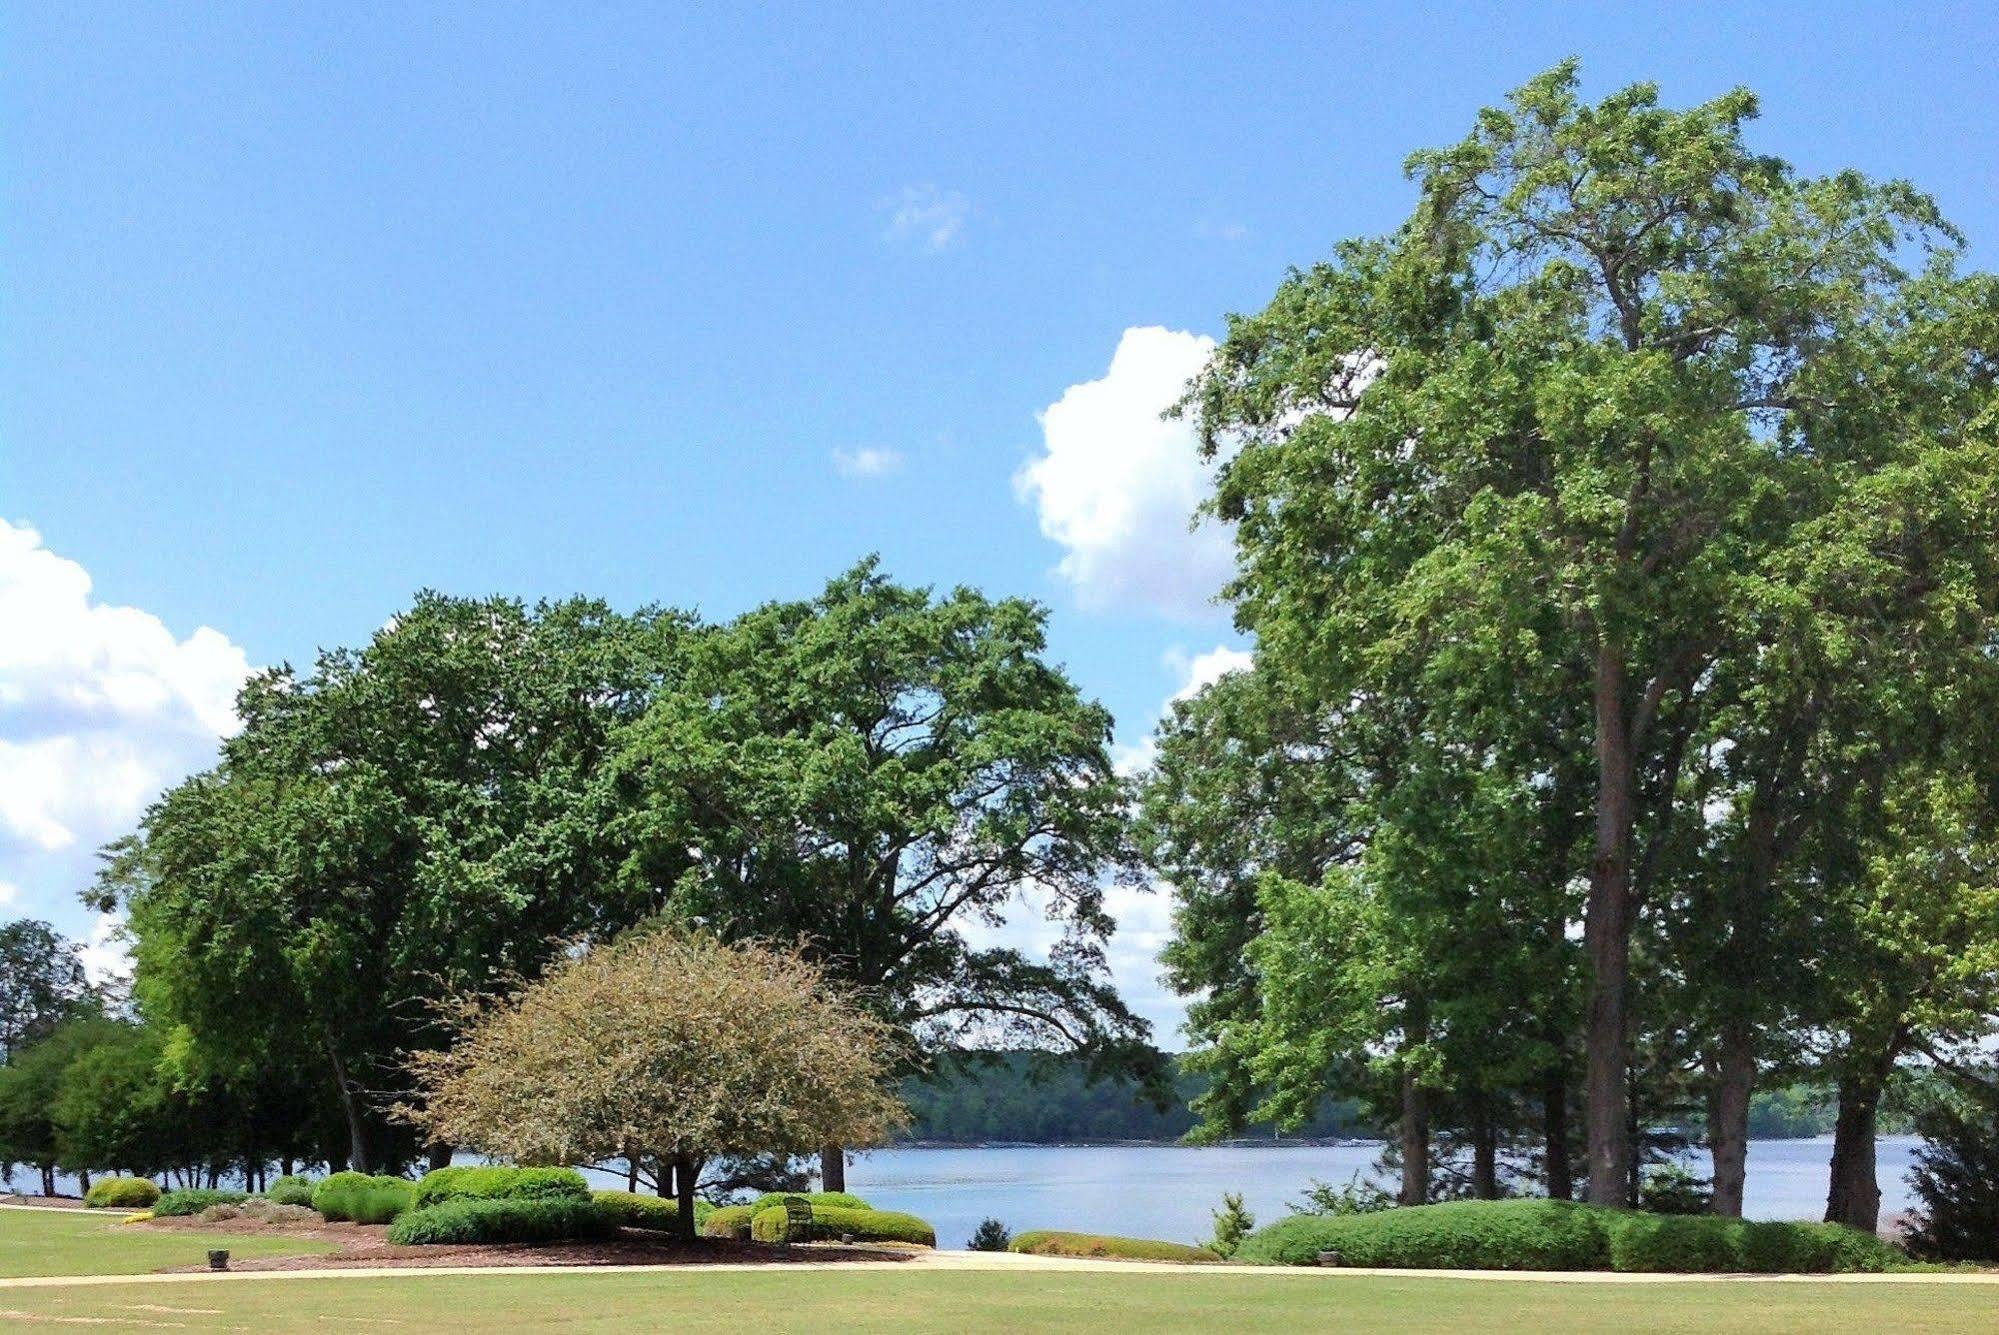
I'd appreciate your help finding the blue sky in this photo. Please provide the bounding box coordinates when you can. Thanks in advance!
[3,2,1996,1032]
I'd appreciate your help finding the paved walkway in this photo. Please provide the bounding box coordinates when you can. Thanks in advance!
[3,1248,1997,1290]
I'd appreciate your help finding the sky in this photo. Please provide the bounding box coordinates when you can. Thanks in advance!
[3,2,1996,1036]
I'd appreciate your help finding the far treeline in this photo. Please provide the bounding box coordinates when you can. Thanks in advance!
[2,63,1998,1259]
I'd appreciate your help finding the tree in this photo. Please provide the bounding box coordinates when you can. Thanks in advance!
[1177,61,1987,1206]
[103,593,692,1172]
[0,920,90,1063]
[0,1010,114,1195]
[399,927,907,1240]
[1905,1072,1999,1262]
[610,559,1156,1190]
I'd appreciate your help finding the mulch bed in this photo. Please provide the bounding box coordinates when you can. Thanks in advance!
[135,1218,920,1273]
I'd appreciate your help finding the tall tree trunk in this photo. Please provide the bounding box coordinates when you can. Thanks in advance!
[1543,1060,1572,1201]
[1708,1022,1754,1217]
[1398,1060,1430,1207]
[656,1157,672,1198]
[324,1035,371,1174]
[282,1156,295,1177]
[427,1143,454,1173]
[1825,1040,1897,1233]
[673,1152,698,1242]
[626,1158,639,1192]
[78,1169,91,1195]
[820,1145,845,1194]
[1471,1114,1499,1200]
[1583,649,1636,1207]
[41,1165,55,1197]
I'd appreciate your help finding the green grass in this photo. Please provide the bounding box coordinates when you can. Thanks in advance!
[0,1207,336,1278]
[0,1269,1995,1332]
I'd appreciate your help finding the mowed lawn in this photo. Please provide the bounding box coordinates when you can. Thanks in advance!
[2,1270,1998,1333]
[0,1207,335,1279]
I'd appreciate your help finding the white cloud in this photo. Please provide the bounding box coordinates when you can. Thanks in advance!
[1114,642,1255,777]
[1014,326,1234,618]
[1195,219,1250,241]
[0,880,16,910]
[833,446,904,479]
[79,911,132,988]
[882,185,969,252]
[0,519,250,925]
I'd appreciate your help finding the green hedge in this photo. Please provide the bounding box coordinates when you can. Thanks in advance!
[84,1177,161,1210]
[1237,1200,1902,1274]
[702,1204,757,1240]
[750,1189,871,1212]
[748,1203,935,1247]
[591,1190,717,1231]
[1010,1230,1222,1263]
[153,1188,248,1218]
[386,1196,613,1246]
[1609,1213,1900,1273]
[263,1175,316,1208]
[311,1172,416,1224]
[412,1165,591,1210]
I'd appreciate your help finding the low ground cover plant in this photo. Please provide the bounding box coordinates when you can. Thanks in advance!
[152,1188,248,1218]
[1010,1230,1223,1263]
[83,1177,160,1209]
[310,1172,416,1224]
[262,1175,316,1207]
[386,1196,612,1246]
[591,1190,716,1231]
[412,1165,590,1210]
[748,1204,936,1247]
[1236,1199,1901,1273]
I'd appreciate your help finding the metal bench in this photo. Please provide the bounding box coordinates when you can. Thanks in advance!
[780,1195,814,1244]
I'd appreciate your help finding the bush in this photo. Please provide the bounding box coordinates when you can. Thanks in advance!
[1238,1200,1612,1270]
[1010,1230,1223,1263]
[1208,1191,1255,1259]
[1236,1199,1903,1274]
[386,1196,612,1246]
[749,1204,935,1247]
[1638,1163,1712,1215]
[1609,1213,1900,1274]
[967,1218,1012,1251]
[1905,1080,1999,1262]
[84,1177,160,1209]
[311,1172,416,1224]
[750,1189,871,1212]
[263,1175,317,1208]
[412,1165,591,1210]
[702,1204,757,1240]
[153,1188,249,1218]
[591,1190,716,1232]
[1291,1174,1395,1216]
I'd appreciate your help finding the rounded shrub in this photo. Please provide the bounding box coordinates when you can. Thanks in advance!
[153,1188,249,1218]
[1608,1213,1900,1274]
[1237,1200,1612,1270]
[702,1204,757,1240]
[84,1177,161,1210]
[591,1190,717,1232]
[1009,1231,1222,1263]
[412,1165,591,1210]
[748,1204,935,1247]
[263,1175,317,1208]
[750,1189,871,1212]
[311,1172,416,1224]
[387,1196,613,1246]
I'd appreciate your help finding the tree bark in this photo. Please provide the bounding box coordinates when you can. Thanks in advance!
[1398,1061,1430,1207]
[427,1143,454,1173]
[1708,1023,1754,1217]
[324,1035,371,1174]
[820,1145,846,1194]
[1584,648,1637,1207]
[1471,1115,1499,1200]
[673,1152,698,1242]
[1825,1045,1896,1233]
[626,1159,639,1192]
[1543,1061,1572,1200]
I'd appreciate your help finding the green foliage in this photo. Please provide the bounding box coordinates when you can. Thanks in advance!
[1608,1215,1899,1274]
[748,1204,936,1247]
[83,1177,160,1209]
[590,1190,716,1232]
[1010,1231,1223,1263]
[152,1189,248,1218]
[700,1204,757,1240]
[1292,1174,1395,1216]
[0,919,90,1064]
[967,1218,1012,1251]
[1637,1164,1712,1216]
[263,1175,317,1207]
[1207,1191,1255,1259]
[1905,1080,1999,1261]
[310,1172,415,1224]
[412,1165,591,1210]
[385,1196,613,1246]
[749,1190,870,1212]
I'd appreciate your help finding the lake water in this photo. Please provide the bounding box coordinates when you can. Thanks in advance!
[22,1138,1921,1251]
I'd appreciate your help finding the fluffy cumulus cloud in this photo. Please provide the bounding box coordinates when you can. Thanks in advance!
[1014,326,1234,618]
[0,519,251,929]
[832,445,904,478]
[882,184,969,252]
[1113,642,1256,778]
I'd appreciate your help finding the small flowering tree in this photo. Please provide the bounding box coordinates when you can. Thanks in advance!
[400,927,907,1239]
